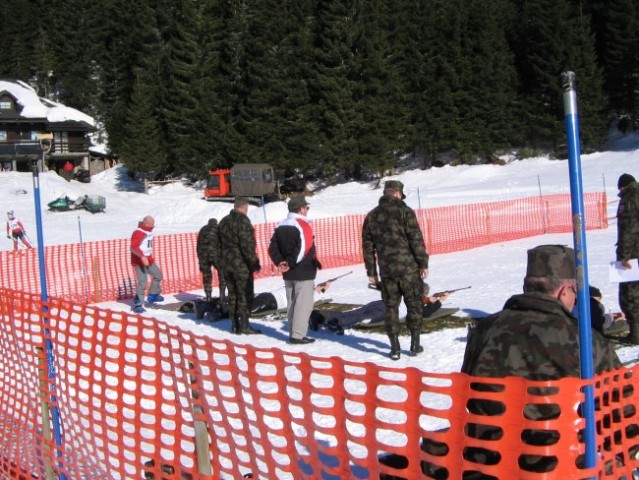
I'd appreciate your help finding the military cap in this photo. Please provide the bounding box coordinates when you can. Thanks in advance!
[384,180,406,200]
[288,196,310,212]
[525,244,575,279]
[618,173,636,189]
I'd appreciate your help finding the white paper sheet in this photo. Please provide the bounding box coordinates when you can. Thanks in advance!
[609,259,639,283]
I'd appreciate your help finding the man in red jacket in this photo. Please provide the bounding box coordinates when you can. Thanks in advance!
[130,215,164,312]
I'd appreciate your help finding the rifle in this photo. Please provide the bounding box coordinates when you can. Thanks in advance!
[424,285,471,304]
[316,271,353,293]
[432,286,471,297]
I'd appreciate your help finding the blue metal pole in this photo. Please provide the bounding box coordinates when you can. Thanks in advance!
[562,71,597,472]
[31,152,67,480]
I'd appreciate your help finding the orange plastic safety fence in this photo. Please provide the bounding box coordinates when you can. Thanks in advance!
[0,193,607,304]
[0,288,637,480]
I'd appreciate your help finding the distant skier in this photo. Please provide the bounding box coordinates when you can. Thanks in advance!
[6,210,32,250]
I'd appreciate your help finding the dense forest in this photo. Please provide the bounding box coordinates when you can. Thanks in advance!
[1,0,637,180]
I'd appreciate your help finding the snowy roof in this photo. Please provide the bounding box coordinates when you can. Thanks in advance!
[0,79,96,129]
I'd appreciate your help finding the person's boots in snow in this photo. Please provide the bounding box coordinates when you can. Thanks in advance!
[132,296,145,314]
[237,314,261,335]
[230,316,240,334]
[389,334,401,360]
[409,330,424,356]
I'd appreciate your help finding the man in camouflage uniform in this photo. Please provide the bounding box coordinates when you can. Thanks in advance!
[218,198,262,334]
[616,173,639,344]
[196,218,225,303]
[362,180,429,360]
[460,245,621,475]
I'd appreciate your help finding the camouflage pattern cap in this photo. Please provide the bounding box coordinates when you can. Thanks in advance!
[384,180,406,200]
[288,196,310,212]
[525,244,575,279]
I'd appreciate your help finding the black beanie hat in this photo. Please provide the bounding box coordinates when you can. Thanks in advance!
[618,173,636,189]
[589,285,602,298]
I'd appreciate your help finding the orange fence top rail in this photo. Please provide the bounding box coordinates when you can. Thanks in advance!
[0,192,608,304]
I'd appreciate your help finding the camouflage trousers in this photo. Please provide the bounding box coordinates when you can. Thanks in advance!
[223,271,254,321]
[199,260,225,298]
[380,273,423,335]
[620,280,639,340]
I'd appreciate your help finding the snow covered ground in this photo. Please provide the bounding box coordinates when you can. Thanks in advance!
[3,131,639,370]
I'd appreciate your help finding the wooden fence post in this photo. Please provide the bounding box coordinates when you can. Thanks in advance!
[188,360,213,476]
[37,346,56,480]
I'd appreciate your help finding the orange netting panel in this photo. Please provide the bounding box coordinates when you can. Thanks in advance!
[0,193,608,304]
[0,288,637,480]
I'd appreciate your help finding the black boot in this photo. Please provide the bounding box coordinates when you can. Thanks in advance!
[238,314,262,335]
[219,286,227,304]
[231,316,240,334]
[409,331,424,356]
[389,334,401,360]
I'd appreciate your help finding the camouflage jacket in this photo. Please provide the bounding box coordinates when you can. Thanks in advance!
[616,181,639,261]
[362,195,429,279]
[218,209,260,277]
[196,219,220,265]
[461,292,621,380]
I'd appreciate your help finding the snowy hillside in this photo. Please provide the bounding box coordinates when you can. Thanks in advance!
[3,132,639,370]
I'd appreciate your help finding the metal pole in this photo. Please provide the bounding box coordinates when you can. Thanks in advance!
[537,175,547,233]
[77,216,89,302]
[562,71,597,473]
[32,142,67,480]
[261,195,267,224]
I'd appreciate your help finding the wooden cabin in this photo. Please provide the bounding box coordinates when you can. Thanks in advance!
[0,79,97,174]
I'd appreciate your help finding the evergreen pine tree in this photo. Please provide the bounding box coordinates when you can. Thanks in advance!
[513,0,605,152]
[598,0,639,129]
[119,69,166,176]
[307,0,358,170]
[94,0,162,156]
[157,0,202,174]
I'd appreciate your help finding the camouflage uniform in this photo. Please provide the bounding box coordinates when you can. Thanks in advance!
[196,218,225,301]
[362,192,429,336]
[459,245,621,475]
[218,209,261,327]
[462,292,620,379]
[616,178,639,342]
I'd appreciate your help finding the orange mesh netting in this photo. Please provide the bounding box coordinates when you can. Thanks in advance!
[0,191,623,479]
[0,289,636,479]
[0,193,607,304]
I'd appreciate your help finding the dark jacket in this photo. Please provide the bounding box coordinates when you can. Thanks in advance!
[362,195,429,279]
[617,180,639,261]
[218,209,260,278]
[462,292,621,380]
[268,213,320,281]
[196,218,220,266]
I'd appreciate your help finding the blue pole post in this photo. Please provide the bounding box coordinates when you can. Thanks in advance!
[31,147,67,480]
[562,71,597,472]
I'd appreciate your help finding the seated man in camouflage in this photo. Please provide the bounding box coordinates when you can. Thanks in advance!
[459,244,621,476]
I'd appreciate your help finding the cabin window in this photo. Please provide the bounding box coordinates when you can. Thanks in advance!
[0,101,11,110]
[0,131,6,142]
